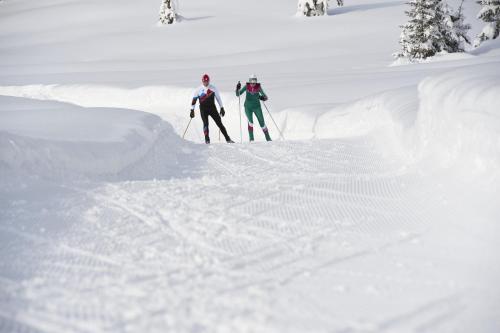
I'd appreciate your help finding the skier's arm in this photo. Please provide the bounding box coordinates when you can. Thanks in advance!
[191,88,200,111]
[259,86,268,101]
[236,85,247,97]
[212,86,224,109]
[190,97,198,111]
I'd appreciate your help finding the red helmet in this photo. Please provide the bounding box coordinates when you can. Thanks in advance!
[202,74,210,83]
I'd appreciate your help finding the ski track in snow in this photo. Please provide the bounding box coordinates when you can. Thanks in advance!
[2,136,497,332]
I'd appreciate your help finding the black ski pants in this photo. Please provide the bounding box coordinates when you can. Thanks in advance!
[201,107,230,141]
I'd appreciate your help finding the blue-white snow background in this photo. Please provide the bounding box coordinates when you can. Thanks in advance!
[1,0,500,332]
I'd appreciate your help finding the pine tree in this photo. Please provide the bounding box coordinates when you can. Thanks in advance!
[396,0,467,60]
[297,0,329,17]
[475,0,500,46]
[436,1,463,53]
[396,0,439,60]
[449,0,471,48]
[159,0,178,25]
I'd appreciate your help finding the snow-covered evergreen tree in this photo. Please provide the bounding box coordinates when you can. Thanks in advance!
[395,0,467,60]
[337,0,344,7]
[448,0,471,48]
[159,0,178,25]
[396,0,440,60]
[475,0,500,46]
[297,0,329,17]
[437,1,467,53]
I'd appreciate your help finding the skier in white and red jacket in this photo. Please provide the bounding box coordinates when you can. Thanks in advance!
[190,74,234,144]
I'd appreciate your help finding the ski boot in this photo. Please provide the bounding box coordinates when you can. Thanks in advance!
[264,129,272,142]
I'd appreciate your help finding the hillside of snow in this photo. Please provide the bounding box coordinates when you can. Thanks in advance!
[1,0,500,332]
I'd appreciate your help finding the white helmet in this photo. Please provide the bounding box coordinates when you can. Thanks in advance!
[248,74,258,83]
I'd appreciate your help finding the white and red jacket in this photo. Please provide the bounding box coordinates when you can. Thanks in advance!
[191,84,224,112]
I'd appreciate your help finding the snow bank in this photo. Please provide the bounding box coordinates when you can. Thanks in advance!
[471,38,500,57]
[1,60,499,179]
[2,59,499,180]
[272,87,417,158]
[314,87,417,139]
[413,63,500,174]
[0,96,192,182]
[0,84,243,143]
[0,84,193,122]
[277,60,500,177]
[390,51,476,66]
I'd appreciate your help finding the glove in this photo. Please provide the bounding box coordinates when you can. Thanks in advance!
[260,95,268,101]
[236,82,241,91]
[220,107,225,117]
[190,109,195,118]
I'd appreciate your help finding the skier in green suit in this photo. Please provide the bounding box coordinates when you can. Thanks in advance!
[236,74,272,142]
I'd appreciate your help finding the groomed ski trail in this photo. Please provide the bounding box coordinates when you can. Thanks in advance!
[2,138,497,333]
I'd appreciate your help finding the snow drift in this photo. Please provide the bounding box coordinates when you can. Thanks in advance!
[0,84,243,143]
[0,96,194,182]
[413,63,500,175]
[2,59,500,181]
[289,62,500,177]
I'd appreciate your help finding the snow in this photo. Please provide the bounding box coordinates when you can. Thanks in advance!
[1,0,500,332]
[414,64,500,173]
[0,96,191,181]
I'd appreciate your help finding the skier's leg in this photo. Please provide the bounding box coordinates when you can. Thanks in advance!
[200,109,210,144]
[255,107,271,141]
[245,107,255,141]
[209,108,232,142]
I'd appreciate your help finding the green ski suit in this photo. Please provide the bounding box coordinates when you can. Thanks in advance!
[236,83,271,141]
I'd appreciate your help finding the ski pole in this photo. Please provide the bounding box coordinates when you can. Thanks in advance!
[238,81,243,143]
[182,118,192,139]
[263,102,285,141]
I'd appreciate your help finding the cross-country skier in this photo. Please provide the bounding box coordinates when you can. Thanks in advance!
[190,74,234,144]
[235,75,271,142]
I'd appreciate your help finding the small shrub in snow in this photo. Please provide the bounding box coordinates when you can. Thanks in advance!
[159,0,178,25]
[297,0,329,17]
[475,0,500,46]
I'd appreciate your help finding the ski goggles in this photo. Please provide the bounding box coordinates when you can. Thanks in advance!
[249,78,258,84]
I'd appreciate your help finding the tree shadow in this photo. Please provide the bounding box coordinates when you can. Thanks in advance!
[468,39,500,56]
[178,15,214,22]
[328,0,405,16]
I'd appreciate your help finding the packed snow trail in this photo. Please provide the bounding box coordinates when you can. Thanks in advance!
[1,137,498,332]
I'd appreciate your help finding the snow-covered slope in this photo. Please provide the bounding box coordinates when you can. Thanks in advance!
[0,96,194,181]
[1,0,500,332]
